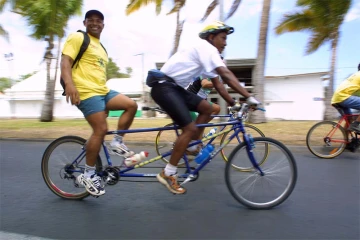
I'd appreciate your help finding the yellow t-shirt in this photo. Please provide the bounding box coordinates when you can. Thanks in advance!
[331,71,360,104]
[62,32,109,100]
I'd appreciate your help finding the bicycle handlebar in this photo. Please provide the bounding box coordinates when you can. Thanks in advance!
[142,103,265,120]
[228,103,265,119]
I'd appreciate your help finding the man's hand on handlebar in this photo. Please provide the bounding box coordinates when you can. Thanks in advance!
[246,96,260,106]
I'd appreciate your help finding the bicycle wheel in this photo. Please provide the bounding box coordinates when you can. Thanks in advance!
[225,137,297,210]
[155,123,186,165]
[220,124,266,171]
[306,121,348,159]
[41,135,103,200]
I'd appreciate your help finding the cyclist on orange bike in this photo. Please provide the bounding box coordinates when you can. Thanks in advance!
[331,67,360,133]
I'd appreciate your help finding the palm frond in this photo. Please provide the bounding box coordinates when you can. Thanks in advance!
[126,0,162,15]
[274,10,314,35]
[200,0,217,22]
[0,24,9,41]
[305,31,329,54]
[167,0,186,15]
[155,0,162,15]
[0,0,6,12]
[224,0,242,21]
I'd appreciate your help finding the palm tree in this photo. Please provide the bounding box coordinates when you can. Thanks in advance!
[126,0,186,57]
[274,0,351,120]
[10,0,83,122]
[250,0,271,124]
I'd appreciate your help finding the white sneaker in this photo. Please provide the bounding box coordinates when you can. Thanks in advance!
[110,141,135,158]
[77,174,105,196]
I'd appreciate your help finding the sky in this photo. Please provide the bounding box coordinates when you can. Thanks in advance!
[0,0,359,87]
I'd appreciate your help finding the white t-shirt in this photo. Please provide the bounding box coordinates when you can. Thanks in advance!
[160,39,226,88]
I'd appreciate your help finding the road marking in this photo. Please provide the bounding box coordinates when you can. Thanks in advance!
[0,231,56,240]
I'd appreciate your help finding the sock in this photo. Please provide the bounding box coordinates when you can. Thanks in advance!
[84,164,96,178]
[164,163,177,176]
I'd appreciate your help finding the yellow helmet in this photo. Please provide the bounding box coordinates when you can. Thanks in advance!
[199,21,234,39]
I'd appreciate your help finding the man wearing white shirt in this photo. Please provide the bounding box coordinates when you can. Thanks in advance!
[146,21,260,194]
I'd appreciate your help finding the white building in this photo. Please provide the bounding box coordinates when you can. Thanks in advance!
[264,72,328,120]
[0,66,329,121]
[1,69,145,118]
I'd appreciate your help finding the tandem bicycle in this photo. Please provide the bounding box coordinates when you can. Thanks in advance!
[142,106,265,170]
[41,103,297,210]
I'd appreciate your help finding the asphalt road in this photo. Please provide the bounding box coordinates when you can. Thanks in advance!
[0,140,359,240]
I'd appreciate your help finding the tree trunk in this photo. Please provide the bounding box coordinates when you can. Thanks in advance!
[250,0,271,123]
[40,37,55,122]
[169,11,184,58]
[323,31,340,120]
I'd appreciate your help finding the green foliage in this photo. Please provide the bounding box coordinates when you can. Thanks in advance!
[0,25,9,41]
[0,77,11,92]
[15,0,83,40]
[19,71,37,80]
[274,0,351,54]
[106,58,131,80]
[126,67,133,75]
[126,0,164,15]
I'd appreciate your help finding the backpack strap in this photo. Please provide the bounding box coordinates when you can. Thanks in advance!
[72,30,90,68]
[100,43,107,55]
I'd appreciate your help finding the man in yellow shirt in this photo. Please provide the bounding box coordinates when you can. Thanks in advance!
[60,10,138,196]
[331,68,360,133]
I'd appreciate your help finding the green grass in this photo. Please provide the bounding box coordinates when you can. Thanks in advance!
[0,118,322,145]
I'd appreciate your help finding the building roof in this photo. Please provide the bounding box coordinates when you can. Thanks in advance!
[4,69,62,93]
[155,58,256,70]
[266,71,329,79]
[4,68,144,95]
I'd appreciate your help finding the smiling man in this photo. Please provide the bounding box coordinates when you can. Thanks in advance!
[146,21,260,194]
[60,10,138,197]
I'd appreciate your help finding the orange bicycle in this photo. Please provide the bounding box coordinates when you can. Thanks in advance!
[306,105,360,158]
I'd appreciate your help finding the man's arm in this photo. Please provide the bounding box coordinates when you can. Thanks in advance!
[215,66,251,98]
[61,55,80,105]
[210,76,236,106]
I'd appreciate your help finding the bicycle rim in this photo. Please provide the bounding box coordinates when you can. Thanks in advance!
[220,124,267,171]
[155,123,195,166]
[225,137,297,209]
[41,136,102,200]
[306,121,347,159]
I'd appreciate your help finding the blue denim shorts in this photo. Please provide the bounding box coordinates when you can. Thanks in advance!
[338,96,360,115]
[77,90,119,117]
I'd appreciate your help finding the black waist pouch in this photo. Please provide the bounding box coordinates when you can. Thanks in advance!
[146,69,176,87]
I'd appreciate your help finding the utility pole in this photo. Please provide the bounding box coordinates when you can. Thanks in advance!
[218,0,228,120]
[4,52,15,118]
[134,52,145,102]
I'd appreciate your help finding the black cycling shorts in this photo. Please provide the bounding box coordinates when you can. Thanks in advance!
[151,82,203,127]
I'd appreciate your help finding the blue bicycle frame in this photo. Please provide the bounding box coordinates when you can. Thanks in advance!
[81,117,263,180]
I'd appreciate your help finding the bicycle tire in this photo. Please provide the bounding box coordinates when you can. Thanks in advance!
[41,135,103,200]
[225,137,297,210]
[306,121,348,159]
[155,123,193,166]
[220,124,267,171]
